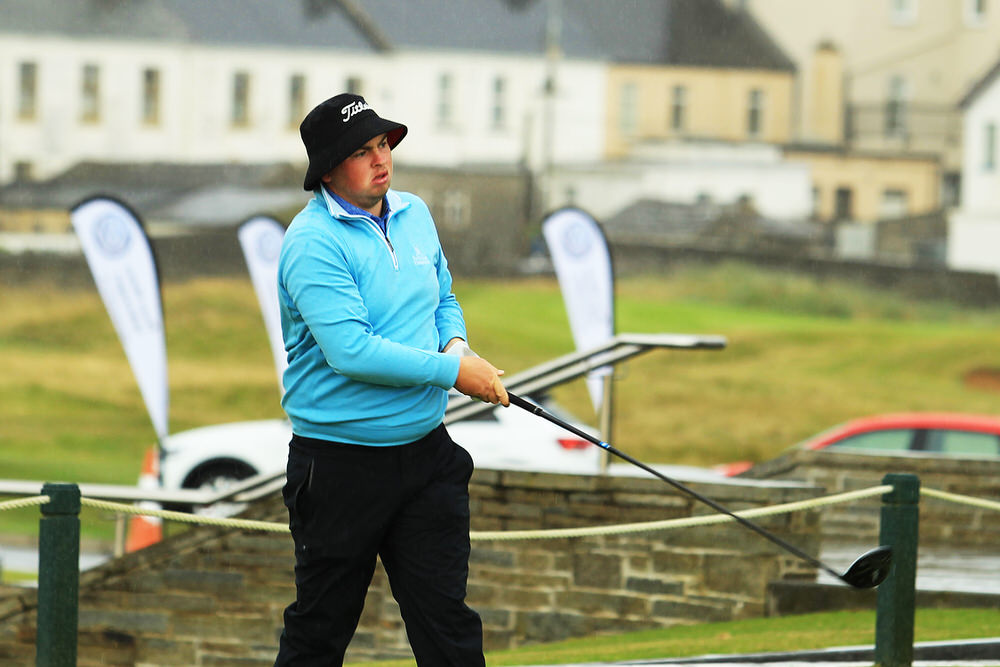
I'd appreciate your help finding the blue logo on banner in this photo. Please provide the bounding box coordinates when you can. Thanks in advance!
[92,214,132,258]
[256,227,282,263]
[562,219,593,258]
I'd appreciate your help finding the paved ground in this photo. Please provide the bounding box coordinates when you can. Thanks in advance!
[816,542,1000,594]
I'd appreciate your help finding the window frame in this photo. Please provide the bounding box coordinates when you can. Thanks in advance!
[231,70,251,128]
[670,84,687,133]
[80,63,101,124]
[17,61,38,120]
[141,67,161,126]
[747,88,765,138]
[890,0,919,26]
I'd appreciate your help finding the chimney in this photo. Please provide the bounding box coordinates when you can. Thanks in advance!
[805,41,845,145]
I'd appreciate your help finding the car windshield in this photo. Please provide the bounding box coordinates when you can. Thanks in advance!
[925,429,1000,457]
[825,428,913,452]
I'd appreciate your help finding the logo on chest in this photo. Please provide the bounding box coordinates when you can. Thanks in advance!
[411,244,432,266]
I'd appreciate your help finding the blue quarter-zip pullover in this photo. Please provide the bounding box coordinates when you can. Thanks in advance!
[278,188,466,446]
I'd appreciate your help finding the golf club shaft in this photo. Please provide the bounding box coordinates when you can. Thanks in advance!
[506,392,844,581]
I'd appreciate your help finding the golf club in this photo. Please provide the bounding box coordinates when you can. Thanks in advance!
[507,392,893,589]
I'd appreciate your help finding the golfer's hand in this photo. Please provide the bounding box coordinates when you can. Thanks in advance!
[455,357,509,406]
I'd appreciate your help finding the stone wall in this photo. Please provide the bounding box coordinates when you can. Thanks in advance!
[740,450,1000,546]
[0,470,824,665]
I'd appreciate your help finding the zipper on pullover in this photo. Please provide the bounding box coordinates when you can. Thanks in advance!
[362,217,398,271]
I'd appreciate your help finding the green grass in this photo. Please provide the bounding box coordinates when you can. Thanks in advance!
[0,568,37,585]
[345,608,1000,666]
[3,262,1000,541]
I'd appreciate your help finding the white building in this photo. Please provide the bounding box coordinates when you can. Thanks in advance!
[1,0,812,223]
[0,0,606,185]
[552,141,813,222]
[949,58,1000,279]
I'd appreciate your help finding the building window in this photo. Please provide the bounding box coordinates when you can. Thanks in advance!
[880,189,908,218]
[747,88,764,138]
[231,71,251,127]
[890,0,918,25]
[984,123,996,171]
[670,85,686,132]
[81,63,100,123]
[442,190,471,230]
[620,82,638,137]
[18,62,37,120]
[14,161,34,182]
[142,68,161,125]
[437,73,455,127]
[885,75,908,137]
[834,187,854,221]
[491,76,507,130]
[288,74,306,127]
[965,0,987,25]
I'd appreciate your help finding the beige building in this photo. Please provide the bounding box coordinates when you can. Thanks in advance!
[785,149,941,222]
[748,0,1000,182]
[605,65,795,158]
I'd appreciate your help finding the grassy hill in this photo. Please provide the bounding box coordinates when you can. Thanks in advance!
[2,261,999,539]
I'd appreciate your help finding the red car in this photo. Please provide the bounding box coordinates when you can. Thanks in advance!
[717,412,1000,476]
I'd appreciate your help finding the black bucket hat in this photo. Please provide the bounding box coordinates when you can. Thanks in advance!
[300,93,408,191]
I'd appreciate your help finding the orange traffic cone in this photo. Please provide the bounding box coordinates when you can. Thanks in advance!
[126,446,163,552]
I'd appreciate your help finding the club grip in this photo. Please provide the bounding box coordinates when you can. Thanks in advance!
[507,392,537,412]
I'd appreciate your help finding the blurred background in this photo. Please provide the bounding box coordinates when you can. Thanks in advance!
[4,0,1000,487]
[3,0,1000,601]
[3,0,1000,285]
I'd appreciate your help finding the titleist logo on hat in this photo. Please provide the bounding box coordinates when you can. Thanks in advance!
[341,100,372,123]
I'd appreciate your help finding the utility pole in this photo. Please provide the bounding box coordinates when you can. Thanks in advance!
[540,0,562,216]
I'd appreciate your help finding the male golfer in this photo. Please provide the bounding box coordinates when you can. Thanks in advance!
[273,93,508,666]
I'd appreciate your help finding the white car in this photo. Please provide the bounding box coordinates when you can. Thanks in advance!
[157,394,602,513]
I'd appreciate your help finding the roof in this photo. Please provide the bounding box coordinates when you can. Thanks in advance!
[0,0,373,51]
[0,162,303,226]
[958,57,1000,110]
[0,0,795,69]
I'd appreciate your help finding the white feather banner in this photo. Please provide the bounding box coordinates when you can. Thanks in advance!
[542,207,615,413]
[238,216,288,395]
[71,196,169,441]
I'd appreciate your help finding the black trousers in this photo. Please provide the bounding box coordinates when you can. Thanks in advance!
[273,424,485,667]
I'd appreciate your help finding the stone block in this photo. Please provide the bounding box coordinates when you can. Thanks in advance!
[500,471,600,492]
[473,567,570,589]
[483,626,515,651]
[133,636,199,665]
[572,552,622,589]
[703,552,780,598]
[78,608,169,634]
[651,597,733,623]
[163,569,245,593]
[515,550,555,571]
[469,547,516,567]
[554,589,650,617]
[171,612,275,642]
[651,549,704,573]
[478,607,511,629]
[497,586,553,608]
[625,576,685,596]
[466,582,499,605]
[516,611,586,643]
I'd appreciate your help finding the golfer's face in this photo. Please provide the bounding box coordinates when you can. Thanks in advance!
[324,133,393,215]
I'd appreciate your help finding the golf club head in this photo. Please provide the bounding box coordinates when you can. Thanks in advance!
[841,545,893,589]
